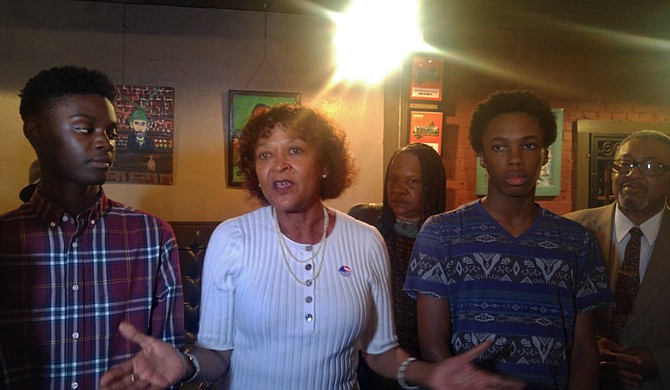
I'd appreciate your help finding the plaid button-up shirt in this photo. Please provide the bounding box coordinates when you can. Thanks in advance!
[0,188,184,389]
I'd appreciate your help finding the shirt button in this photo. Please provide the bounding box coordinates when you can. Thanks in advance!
[62,215,69,222]
[305,296,313,303]
[49,221,56,228]
[72,284,79,292]
[305,314,313,321]
[72,332,79,339]
[71,382,78,389]
[305,279,313,286]
[305,264,312,271]
[72,242,78,248]
[90,219,96,225]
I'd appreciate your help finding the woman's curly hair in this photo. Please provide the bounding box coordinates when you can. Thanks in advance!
[237,103,357,204]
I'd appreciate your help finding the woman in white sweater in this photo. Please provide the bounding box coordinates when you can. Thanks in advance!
[100,104,524,390]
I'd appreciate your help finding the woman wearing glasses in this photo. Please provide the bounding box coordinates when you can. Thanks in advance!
[566,129,670,389]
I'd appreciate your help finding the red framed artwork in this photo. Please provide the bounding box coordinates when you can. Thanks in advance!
[410,56,443,101]
[409,110,443,154]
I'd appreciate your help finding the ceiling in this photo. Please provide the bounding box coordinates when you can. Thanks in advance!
[78,0,670,102]
[80,0,348,14]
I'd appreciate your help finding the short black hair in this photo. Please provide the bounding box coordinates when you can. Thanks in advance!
[19,65,116,120]
[469,89,556,153]
[619,129,670,150]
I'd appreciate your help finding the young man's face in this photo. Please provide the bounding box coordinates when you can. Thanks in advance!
[478,111,548,199]
[31,94,117,187]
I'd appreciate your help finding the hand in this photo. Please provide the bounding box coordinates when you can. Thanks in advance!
[598,337,658,386]
[99,321,186,389]
[428,341,526,390]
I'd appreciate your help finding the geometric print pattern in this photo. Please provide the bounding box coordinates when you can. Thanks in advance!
[404,201,613,389]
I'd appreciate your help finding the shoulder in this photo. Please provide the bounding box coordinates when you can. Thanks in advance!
[105,199,175,236]
[347,202,382,226]
[563,204,612,224]
[337,209,382,236]
[540,207,590,231]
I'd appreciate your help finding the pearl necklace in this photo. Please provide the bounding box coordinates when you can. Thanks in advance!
[272,206,329,286]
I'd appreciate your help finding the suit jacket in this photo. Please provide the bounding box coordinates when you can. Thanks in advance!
[565,203,670,390]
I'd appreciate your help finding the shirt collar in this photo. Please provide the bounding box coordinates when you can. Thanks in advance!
[28,186,111,229]
[614,203,664,245]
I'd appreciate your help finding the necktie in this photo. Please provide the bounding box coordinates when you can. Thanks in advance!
[610,227,643,340]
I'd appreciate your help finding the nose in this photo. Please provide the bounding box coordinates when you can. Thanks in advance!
[95,129,115,151]
[389,180,407,194]
[273,154,289,171]
[507,147,523,166]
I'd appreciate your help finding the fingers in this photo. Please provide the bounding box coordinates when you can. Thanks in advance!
[119,321,153,349]
[100,361,143,389]
[458,340,493,362]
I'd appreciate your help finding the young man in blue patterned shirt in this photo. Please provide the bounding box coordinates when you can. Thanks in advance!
[404,90,613,389]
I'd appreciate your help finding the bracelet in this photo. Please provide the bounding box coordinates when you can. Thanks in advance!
[397,357,420,390]
[179,348,201,383]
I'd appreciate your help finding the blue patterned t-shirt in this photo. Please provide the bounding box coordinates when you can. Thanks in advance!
[404,200,613,389]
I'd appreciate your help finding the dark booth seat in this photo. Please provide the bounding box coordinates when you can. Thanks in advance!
[169,221,220,347]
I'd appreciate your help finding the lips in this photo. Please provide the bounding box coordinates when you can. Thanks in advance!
[89,157,113,169]
[273,179,293,190]
[505,172,528,186]
[621,181,647,193]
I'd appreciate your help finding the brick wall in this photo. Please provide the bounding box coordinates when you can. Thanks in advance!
[443,97,670,215]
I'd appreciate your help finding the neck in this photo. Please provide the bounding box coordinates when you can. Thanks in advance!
[273,204,329,244]
[481,195,538,237]
[618,204,663,226]
[39,180,102,215]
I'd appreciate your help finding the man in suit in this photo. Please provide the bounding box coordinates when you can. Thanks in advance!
[565,129,670,390]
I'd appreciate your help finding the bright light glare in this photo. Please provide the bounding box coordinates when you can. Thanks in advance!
[333,0,426,84]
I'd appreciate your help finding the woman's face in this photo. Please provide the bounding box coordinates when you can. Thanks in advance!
[254,126,324,213]
[386,151,423,222]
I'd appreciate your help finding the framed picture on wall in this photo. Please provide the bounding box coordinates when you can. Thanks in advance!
[227,90,301,187]
[475,108,564,196]
[408,110,443,154]
[409,56,444,101]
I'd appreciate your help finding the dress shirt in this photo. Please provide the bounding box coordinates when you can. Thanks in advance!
[614,206,663,282]
[0,188,184,389]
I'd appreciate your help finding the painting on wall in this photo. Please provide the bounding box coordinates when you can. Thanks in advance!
[108,85,174,185]
[409,56,444,101]
[227,90,301,187]
[408,110,443,154]
[475,108,564,196]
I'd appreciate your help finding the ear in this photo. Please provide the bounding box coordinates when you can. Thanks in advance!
[478,152,487,169]
[23,117,43,146]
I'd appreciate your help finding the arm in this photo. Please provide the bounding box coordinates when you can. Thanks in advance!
[99,322,231,389]
[567,311,599,390]
[363,343,525,390]
[417,294,453,361]
[151,228,185,347]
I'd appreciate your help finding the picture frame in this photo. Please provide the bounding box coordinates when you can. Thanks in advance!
[408,110,443,154]
[409,56,444,101]
[227,90,301,187]
[475,108,564,196]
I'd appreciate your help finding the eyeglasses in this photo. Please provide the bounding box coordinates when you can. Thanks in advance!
[611,159,670,176]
